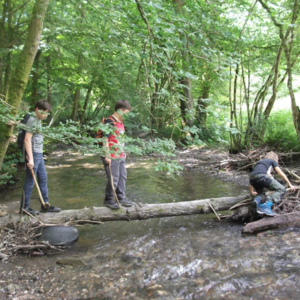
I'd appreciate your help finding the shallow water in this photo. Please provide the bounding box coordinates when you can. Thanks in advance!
[1,151,300,299]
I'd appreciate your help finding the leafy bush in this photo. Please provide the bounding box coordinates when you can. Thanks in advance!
[0,148,22,187]
[263,110,299,151]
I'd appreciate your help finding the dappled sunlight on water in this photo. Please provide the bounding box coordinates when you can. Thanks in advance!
[47,164,72,169]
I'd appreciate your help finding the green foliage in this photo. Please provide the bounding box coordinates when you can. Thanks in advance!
[263,110,299,151]
[1,0,300,176]
[0,151,22,186]
[155,159,183,176]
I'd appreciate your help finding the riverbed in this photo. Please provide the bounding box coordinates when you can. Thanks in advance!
[1,149,300,299]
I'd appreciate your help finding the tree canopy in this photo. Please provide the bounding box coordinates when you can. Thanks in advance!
[0,0,300,175]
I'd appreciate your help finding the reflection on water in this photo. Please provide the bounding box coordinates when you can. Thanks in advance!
[1,151,246,209]
[1,151,300,299]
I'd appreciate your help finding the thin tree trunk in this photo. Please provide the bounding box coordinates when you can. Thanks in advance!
[46,38,52,105]
[196,79,210,137]
[173,0,194,128]
[150,82,159,129]
[258,0,300,140]
[0,0,8,95]
[287,35,300,139]
[79,87,92,124]
[2,0,12,98]
[31,49,42,106]
[232,62,241,152]
[0,0,50,170]
[71,88,81,121]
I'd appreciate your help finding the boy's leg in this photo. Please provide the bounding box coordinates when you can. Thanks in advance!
[21,153,41,215]
[22,154,41,209]
[116,158,127,200]
[250,174,276,216]
[36,153,49,203]
[268,178,286,203]
[115,159,133,207]
[36,154,61,213]
[250,174,273,201]
[102,157,121,201]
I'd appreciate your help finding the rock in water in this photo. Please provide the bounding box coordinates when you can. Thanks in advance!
[39,226,79,246]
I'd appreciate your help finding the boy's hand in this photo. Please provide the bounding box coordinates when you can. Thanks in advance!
[251,191,258,196]
[105,157,111,166]
[6,120,16,126]
[289,185,296,192]
[27,159,34,169]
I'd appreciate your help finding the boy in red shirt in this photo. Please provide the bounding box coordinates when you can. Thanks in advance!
[101,100,133,209]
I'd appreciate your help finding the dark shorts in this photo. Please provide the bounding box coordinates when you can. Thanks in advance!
[250,174,272,192]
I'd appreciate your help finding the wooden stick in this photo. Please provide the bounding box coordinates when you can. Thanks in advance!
[209,202,221,221]
[30,169,49,209]
[229,198,251,210]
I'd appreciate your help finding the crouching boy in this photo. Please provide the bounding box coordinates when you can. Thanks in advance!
[249,151,295,216]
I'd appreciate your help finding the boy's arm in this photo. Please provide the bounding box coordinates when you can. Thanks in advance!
[275,166,295,191]
[24,132,34,169]
[249,184,257,196]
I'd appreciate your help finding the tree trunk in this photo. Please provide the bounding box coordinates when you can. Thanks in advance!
[79,87,92,124]
[0,0,50,170]
[0,0,8,95]
[258,0,300,139]
[173,0,194,128]
[284,3,300,140]
[2,0,12,99]
[196,79,210,138]
[31,49,42,106]
[71,88,81,121]
[150,82,159,129]
[0,195,249,226]
[46,38,52,105]
[231,62,241,152]
[229,65,240,154]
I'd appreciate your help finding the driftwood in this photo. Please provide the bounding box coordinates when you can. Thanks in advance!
[0,221,65,260]
[242,212,300,234]
[0,195,249,227]
[216,147,300,172]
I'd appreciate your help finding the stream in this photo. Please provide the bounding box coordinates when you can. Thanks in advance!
[1,149,300,299]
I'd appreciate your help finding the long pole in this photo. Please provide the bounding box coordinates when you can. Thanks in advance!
[30,168,49,209]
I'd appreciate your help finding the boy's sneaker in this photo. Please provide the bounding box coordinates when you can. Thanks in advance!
[257,201,276,217]
[20,207,40,216]
[252,195,262,210]
[103,199,119,210]
[119,198,134,207]
[40,205,61,213]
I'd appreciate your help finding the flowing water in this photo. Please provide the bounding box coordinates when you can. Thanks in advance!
[1,150,300,299]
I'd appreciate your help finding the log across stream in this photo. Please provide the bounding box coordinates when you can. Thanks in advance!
[0,195,249,226]
[2,194,300,234]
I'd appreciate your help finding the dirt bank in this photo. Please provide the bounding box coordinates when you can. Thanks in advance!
[177,147,250,187]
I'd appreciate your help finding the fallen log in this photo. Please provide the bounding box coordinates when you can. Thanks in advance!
[242,212,300,234]
[0,195,249,226]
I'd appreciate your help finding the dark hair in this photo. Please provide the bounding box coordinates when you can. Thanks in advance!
[35,99,52,112]
[115,100,131,112]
